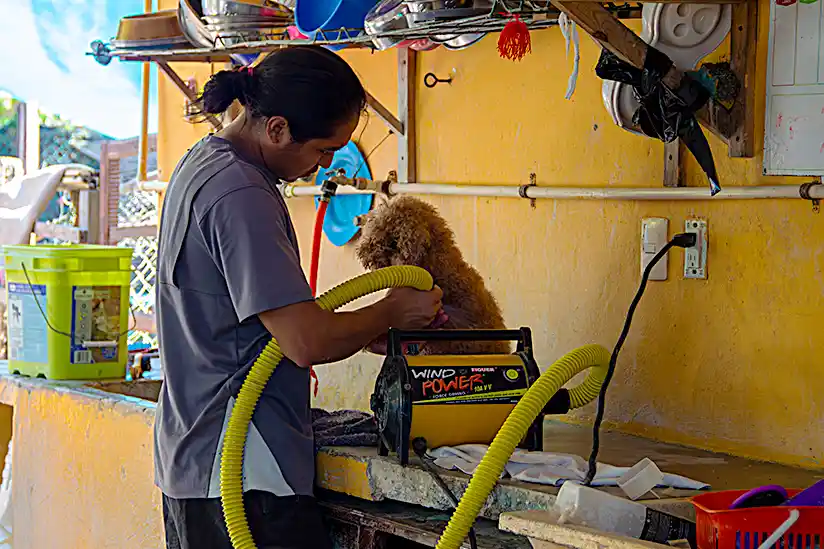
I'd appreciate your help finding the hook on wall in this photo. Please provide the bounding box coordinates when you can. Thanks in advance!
[424,72,453,88]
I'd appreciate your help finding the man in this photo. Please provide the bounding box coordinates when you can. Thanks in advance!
[154,47,442,548]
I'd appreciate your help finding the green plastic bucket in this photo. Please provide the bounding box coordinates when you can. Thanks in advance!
[3,244,134,380]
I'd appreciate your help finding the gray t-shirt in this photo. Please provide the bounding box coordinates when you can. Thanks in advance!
[154,135,315,499]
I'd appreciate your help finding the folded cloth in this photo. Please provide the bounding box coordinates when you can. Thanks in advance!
[311,409,379,451]
[427,444,710,490]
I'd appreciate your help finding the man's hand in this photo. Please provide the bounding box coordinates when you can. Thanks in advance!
[383,285,443,330]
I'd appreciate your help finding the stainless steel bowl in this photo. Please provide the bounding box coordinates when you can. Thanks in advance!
[405,5,487,27]
[205,22,290,31]
[202,14,292,25]
[425,0,490,49]
[442,32,484,49]
[203,0,292,17]
[405,0,445,13]
[178,0,216,47]
[365,0,410,50]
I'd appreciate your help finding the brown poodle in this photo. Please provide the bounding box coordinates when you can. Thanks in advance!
[356,195,510,356]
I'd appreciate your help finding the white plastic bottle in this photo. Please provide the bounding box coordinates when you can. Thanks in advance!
[553,482,695,545]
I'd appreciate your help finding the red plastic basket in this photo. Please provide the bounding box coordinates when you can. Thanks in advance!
[692,490,824,549]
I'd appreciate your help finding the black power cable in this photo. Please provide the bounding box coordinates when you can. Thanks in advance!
[583,232,697,486]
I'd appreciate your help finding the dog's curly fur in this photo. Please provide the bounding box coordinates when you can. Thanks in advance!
[356,196,509,355]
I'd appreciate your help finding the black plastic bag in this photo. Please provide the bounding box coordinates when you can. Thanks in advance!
[596,47,721,196]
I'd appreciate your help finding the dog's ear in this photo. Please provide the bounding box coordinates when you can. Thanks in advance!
[355,209,391,270]
[394,215,431,265]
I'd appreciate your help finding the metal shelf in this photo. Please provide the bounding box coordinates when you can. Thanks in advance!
[90,2,648,63]
[89,0,758,189]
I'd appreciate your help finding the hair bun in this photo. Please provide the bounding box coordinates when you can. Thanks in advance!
[197,69,248,115]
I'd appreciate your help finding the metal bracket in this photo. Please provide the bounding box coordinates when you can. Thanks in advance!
[520,173,538,209]
[799,181,822,214]
[384,171,399,197]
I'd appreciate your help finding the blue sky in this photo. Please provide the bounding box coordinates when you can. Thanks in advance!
[0,0,160,139]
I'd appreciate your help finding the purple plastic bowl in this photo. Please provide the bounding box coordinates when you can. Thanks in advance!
[729,485,788,509]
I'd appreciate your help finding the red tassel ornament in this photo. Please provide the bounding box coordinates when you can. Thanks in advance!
[498,14,532,61]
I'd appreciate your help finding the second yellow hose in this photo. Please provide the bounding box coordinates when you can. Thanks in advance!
[220,265,435,549]
[435,344,611,549]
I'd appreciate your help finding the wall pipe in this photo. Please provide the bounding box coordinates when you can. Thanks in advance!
[137,179,167,193]
[137,181,824,201]
[282,181,824,201]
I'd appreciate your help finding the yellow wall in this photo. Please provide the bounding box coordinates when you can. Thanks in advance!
[11,386,162,548]
[157,1,824,470]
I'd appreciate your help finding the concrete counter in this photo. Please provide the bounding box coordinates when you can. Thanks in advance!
[0,370,161,549]
[0,370,820,548]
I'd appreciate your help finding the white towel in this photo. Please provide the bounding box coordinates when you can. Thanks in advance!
[427,444,710,490]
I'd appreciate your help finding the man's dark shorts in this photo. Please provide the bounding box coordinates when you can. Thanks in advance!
[162,491,334,549]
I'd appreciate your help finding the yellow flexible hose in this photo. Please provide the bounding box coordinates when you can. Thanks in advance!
[220,265,434,549]
[220,264,608,549]
[435,344,611,549]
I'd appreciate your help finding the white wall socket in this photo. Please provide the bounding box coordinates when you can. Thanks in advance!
[641,218,668,281]
[684,219,708,279]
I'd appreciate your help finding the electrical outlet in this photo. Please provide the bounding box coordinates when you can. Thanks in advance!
[641,218,668,280]
[684,219,708,279]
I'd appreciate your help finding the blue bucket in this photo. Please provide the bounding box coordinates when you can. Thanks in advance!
[295,0,378,40]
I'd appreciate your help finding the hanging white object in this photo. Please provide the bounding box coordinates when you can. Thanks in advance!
[601,3,732,132]
[558,13,580,100]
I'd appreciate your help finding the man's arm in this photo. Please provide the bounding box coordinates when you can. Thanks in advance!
[259,300,390,367]
[259,286,442,367]
[202,184,441,368]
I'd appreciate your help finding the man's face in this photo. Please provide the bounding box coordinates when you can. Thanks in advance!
[260,115,358,182]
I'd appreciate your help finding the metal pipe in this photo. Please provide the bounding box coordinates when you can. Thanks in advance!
[143,179,824,202]
[137,0,152,183]
[137,179,168,193]
[283,182,824,201]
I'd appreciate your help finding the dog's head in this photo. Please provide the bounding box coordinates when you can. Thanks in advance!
[356,196,457,271]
